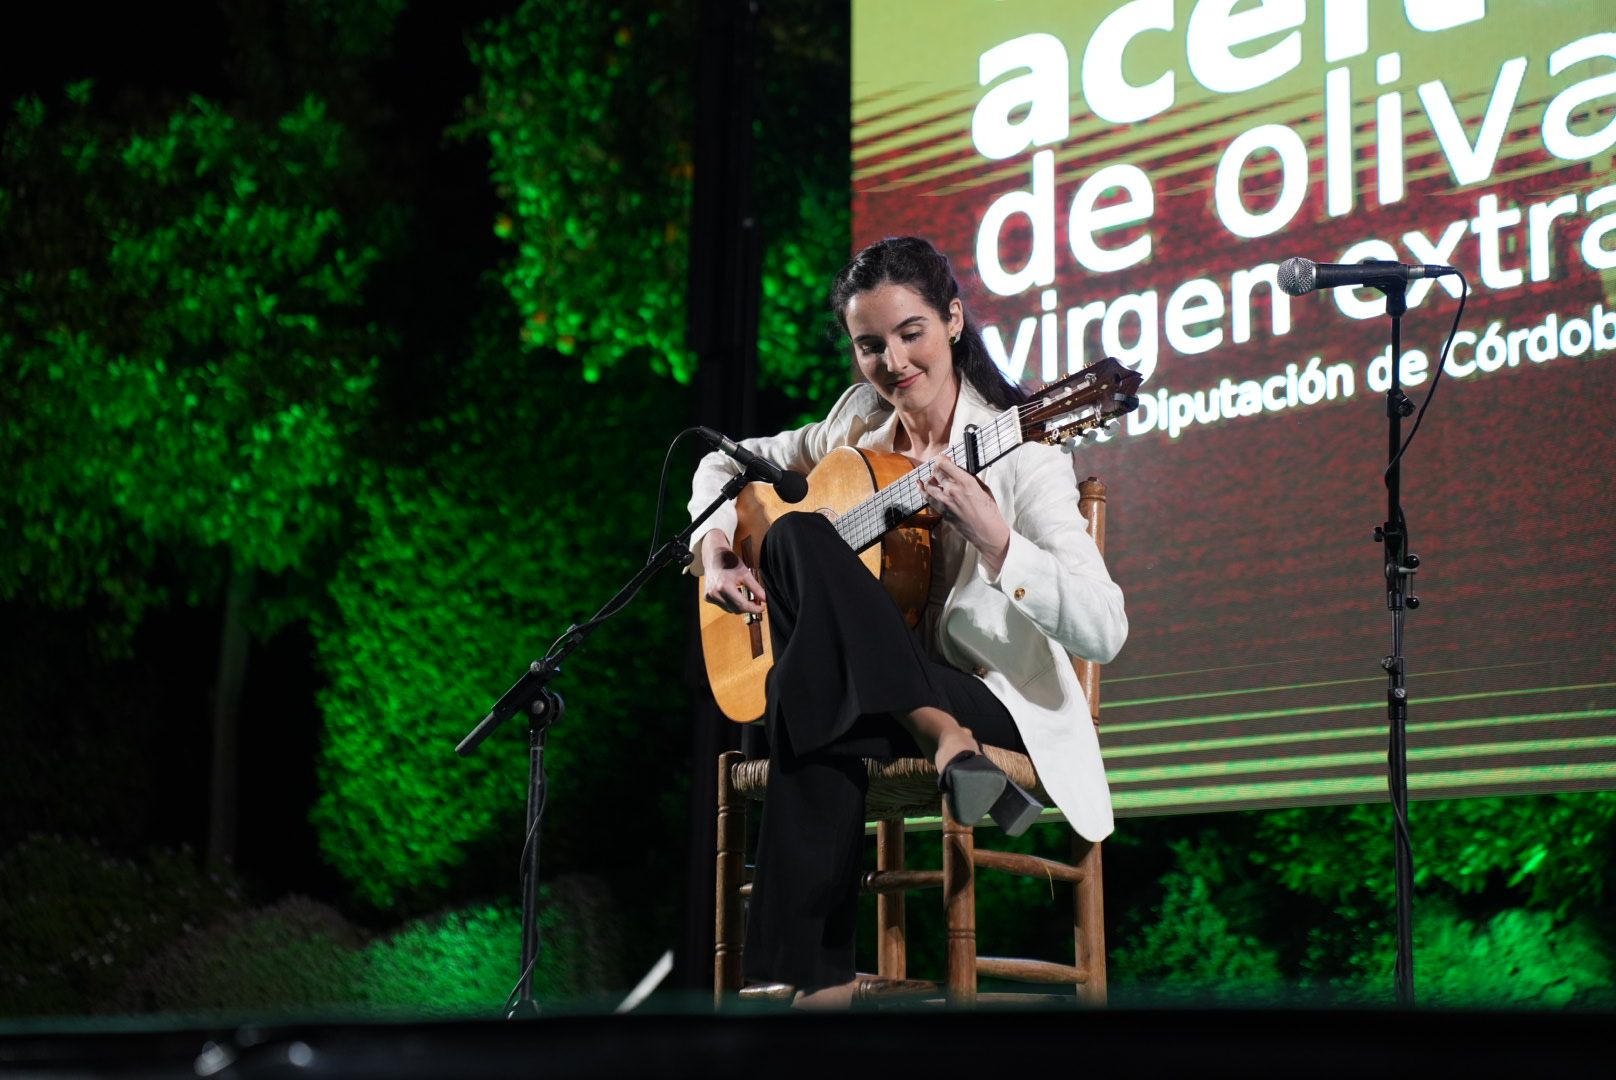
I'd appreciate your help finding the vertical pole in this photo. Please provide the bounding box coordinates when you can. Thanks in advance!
[510,700,553,1018]
[679,0,763,992]
[714,751,745,1003]
[1382,296,1417,1007]
[941,809,976,1005]
[876,819,907,979]
[1074,476,1109,1003]
[1072,836,1107,1004]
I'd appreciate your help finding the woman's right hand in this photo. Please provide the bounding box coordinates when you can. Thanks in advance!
[700,529,767,616]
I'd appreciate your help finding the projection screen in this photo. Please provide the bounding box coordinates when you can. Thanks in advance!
[851,0,1616,816]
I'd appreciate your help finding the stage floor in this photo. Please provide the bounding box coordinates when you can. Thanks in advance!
[2,1001,1610,1078]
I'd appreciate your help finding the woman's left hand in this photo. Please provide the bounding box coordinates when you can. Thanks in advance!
[923,456,1011,575]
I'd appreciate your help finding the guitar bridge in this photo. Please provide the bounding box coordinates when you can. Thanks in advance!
[737,542,766,656]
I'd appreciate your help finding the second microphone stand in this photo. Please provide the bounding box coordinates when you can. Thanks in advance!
[1369,282,1420,1007]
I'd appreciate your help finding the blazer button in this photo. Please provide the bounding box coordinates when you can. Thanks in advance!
[1013,587,1026,600]
[973,665,990,678]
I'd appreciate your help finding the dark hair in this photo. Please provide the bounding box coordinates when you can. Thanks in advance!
[828,236,1028,410]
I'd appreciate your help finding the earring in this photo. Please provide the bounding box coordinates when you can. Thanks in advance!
[950,332,961,344]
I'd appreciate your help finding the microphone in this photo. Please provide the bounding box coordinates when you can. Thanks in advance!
[1278,257,1457,297]
[697,427,809,504]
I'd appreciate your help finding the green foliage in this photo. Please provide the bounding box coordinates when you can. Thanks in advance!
[461,0,853,407]
[0,836,245,1018]
[1112,836,1284,1001]
[756,184,853,411]
[360,876,624,1014]
[1415,903,1614,1008]
[359,903,524,1016]
[1410,791,1616,913]
[0,86,390,643]
[119,896,367,1015]
[109,886,622,1018]
[1109,792,1616,1003]
[459,1,696,381]
[0,834,628,1019]
[310,303,694,912]
[752,4,854,411]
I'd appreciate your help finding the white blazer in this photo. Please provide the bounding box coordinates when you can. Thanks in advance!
[689,380,1127,840]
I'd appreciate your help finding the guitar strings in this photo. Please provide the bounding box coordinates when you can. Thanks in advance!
[831,405,1023,552]
[843,407,1020,548]
[824,366,1128,549]
[843,406,1016,547]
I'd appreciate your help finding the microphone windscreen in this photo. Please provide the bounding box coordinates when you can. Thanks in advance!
[776,470,809,504]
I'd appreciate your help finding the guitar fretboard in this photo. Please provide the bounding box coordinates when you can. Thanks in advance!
[831,406,1024,553]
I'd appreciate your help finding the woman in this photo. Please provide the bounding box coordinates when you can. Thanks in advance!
[690,236,1127,1008]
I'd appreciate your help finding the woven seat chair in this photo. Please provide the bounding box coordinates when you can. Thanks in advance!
[714,476,1112,1006]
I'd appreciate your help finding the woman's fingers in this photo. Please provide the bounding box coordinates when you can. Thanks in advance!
[704,566,765,615]
[925,458,972,518]
[738,567,766,609]
[931,456,988,496]
[923,472,952,518]
[924,458,1006,555]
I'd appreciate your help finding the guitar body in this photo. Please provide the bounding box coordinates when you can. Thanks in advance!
[698,445,933,723]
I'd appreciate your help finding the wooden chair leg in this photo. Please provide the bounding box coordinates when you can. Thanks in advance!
[1073,834,1106,1005]
[714,750,745,1004]
[941,806,977,1005]
[876,818,906,979]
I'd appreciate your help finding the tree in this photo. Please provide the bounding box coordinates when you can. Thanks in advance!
[458,0,697,382]
[0,84,392,863]
[459,0,854,412]
[309,298,695,923]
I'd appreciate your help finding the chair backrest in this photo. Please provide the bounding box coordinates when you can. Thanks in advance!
[1072,476,1107,728]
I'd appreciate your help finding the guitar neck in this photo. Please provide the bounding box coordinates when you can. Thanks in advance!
[832,405,1024,553]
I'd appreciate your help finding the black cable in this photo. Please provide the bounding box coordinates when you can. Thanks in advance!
[648,427,704,560]
[502,784,547,1017]
[528,428,705,666]
[1388,505,1414,861]
[1377,272,1462,1005]
[1379,276,1464,912]
[1385,272,1469,477]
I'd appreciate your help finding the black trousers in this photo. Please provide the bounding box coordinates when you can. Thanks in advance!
[742,511,1024,991]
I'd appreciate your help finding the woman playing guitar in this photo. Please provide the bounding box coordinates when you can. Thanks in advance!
[691,237,1128,1009]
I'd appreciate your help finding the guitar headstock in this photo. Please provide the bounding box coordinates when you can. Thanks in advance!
[1019,357,1144,445]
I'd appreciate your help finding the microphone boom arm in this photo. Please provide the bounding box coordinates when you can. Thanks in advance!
[456,468,752,758]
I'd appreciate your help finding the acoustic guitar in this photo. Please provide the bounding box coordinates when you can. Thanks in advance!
[698,357,1143,723]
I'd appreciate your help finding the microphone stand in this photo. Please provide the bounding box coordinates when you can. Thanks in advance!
[1369,281,1419,1007]
[456,469,756,1018]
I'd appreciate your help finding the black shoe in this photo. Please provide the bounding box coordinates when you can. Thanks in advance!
[987,778,1044,837]
[937,750,1007,826]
